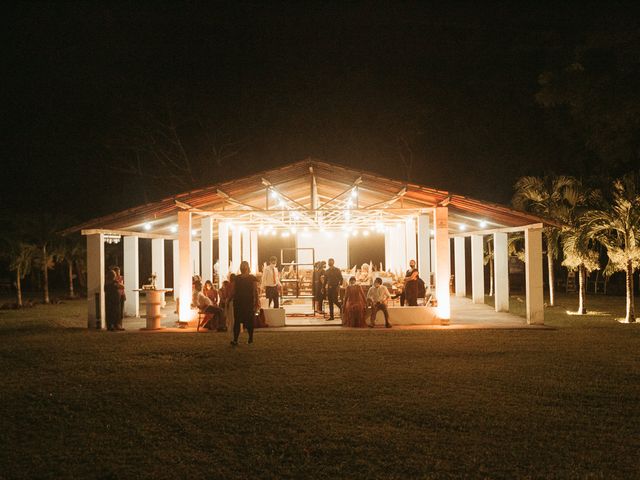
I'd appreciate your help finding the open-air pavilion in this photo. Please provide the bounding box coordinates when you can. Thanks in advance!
[68,160,553,329]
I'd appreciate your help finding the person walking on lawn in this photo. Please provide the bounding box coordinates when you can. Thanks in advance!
[324,258,343,320]
[231,261,260,346]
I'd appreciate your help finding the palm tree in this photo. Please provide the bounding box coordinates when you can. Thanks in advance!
[54,236,85,298]
[556,180,601,315]
[484,234,525,298]
[513,176,577,307]
[24,214,72,304]
[583,175,640,322]
[3,242,36,307]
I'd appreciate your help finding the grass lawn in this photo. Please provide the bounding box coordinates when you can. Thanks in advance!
[1,295,639,479]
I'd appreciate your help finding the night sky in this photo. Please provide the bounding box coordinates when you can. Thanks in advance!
[3,2,636,223]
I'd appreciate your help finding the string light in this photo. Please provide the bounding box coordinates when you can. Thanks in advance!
[143,223,151,231]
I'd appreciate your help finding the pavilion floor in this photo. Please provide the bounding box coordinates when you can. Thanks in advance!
[120,294,545,332]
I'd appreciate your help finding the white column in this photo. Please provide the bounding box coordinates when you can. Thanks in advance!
[471,234,485,304]
[384,228,392,271]
[494,232,509,312]
[454,236,466,297]
[86,233,105,329]
[218,221,229,287]
[172,240,180,307]
[397,223,407,274]
[405,217,417,270]
[123,236,139,317]
[231,227,241,273]
[178,211,192,322]
[525,228,544,325]
[250,230,258,274]
[417,214,430,283]
[434,207,450,321]
[151,238,165,306]
[242,229,251,263]
[201,216,213,283]
[430,236,436,279]
[191,240,200,277]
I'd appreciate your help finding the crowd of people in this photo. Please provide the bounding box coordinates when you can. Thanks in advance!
[103,255,428,338]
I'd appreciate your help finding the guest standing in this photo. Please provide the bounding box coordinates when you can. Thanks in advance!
[400,260,416,306]
[323,258,343,321]
[404,269,426,306]
[111,266,126,330]
[231,262,259,345]
[104,270,121,331]
[367,277,392,328]
[261,256,281,308]
[342,277,367,327]
[313,261,326,314]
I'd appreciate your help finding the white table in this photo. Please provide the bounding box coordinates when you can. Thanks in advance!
[134,289,173,330]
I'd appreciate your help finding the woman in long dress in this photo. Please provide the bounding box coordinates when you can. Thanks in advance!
[220,274,236,338]
[342,276,367,328]
[104,269,121,331]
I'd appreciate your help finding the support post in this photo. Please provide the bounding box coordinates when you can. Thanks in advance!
[525,228,544,325]
[494,232,509,312]
[231,226,241,273]
[151,238,165,306]
[178,211,192,322]
[384,229,392,272]
[191,240,200,277]
[471,234,485,304]
[405,217,417,271]
[242,229,251,263]
[86,233,105,329]
[201,216,213,284]
[417,213,430,284]
[123,236,139,317]
[454,236,466,297]
[250,230,258,274]
[218,221,229,287]
[172,240,180,305]
[434,207,450,322]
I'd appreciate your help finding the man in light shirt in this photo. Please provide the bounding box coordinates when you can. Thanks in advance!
[366,277,392,328]
[261,255,281,308]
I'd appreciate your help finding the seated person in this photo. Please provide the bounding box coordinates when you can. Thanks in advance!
[403,269,426,307]
[367,277,392,328]
[356,263,372,285]
[342,276,367,328]
[194,281,225,331]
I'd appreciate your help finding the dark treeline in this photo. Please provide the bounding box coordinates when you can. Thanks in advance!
[3,4,638,220]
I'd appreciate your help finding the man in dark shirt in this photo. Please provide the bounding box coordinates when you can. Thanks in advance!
[400,259,417,306]
[323,258,343,320]
[231,261,260,345]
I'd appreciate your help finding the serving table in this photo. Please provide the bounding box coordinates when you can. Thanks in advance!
[133,288,173,330]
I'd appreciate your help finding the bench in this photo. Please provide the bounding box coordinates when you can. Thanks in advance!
[377,306,440,326]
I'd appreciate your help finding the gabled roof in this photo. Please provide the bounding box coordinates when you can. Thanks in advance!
[65,159,555,237]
